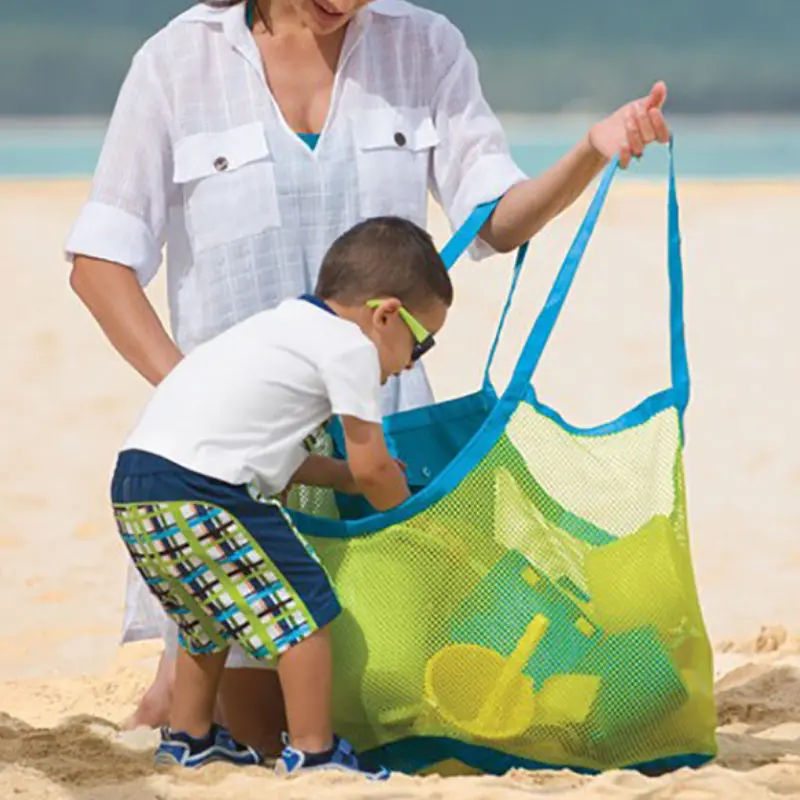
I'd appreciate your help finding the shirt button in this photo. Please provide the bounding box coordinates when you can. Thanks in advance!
[394,132,407,147]
[213,156,229,172]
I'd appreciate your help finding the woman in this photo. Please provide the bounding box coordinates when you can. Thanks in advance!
[66,0,669,754]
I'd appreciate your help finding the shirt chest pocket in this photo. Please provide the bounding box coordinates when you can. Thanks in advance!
[173,122,281,254]
[354,108,440,225]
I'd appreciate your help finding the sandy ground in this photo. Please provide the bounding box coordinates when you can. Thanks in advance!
[1,174,799,797]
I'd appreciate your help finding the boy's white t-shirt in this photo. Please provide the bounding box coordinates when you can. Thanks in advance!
[122,298,383,495]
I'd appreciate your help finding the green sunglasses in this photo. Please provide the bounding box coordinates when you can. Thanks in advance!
[366,299,435,362]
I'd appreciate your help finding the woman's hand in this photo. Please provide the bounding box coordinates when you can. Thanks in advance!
[587,81,671,169]
[483,81,671,252]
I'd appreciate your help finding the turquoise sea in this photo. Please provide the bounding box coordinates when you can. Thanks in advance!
[1,116,798,180]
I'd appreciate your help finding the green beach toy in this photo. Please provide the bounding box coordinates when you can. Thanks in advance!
[425,615,549,741]
[535,673,601,727]
[574,627,689,746]
[449,549,603,686]
[493,467,595,595]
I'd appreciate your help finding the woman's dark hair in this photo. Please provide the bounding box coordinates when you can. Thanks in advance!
[315,217,453,311]
[203,1,247,7]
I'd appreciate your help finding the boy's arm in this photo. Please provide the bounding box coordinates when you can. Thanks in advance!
[316,341,407,510]
[340,416,410,511]
[290,455,357,494]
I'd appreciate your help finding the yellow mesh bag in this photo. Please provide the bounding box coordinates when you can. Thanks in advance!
[287,141,717,775]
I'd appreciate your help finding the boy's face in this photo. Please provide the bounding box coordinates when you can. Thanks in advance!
[368,298,448,383]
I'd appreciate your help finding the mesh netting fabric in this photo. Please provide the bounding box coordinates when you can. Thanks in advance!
[290,401,716,774]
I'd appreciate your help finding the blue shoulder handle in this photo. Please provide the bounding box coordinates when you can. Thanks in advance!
[506,138,690,420]
[438,139,689,421]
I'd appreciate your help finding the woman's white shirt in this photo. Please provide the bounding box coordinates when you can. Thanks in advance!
[65,0,526,363]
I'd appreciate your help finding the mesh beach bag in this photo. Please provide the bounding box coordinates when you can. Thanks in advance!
[286,139,717,776]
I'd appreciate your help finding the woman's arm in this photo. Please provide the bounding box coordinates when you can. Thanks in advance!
[70,256,183,387]
[429,18,669,255]
[480,135,606,253]
[481,85,670,253]
[65,45,178,386]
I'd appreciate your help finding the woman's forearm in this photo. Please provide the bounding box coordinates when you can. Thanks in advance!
[482,135,608,253]
[70,256,183,387]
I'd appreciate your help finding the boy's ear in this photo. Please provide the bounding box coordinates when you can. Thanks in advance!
[370,298,402,324]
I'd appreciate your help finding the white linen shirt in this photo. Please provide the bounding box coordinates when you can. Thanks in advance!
[65,0,526,371]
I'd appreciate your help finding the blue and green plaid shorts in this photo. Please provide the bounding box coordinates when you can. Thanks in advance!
[111,450,341,659]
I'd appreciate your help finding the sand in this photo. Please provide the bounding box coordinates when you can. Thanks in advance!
[1,175,799,797]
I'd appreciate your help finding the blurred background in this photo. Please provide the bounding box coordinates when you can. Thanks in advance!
[1,0,799,177]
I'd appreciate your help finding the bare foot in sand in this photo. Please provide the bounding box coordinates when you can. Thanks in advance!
[121,651,174,731]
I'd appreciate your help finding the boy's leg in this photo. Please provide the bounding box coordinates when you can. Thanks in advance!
[170,646,229,739]
[156,644,262,769]
[277,627,333,753]
[273,623,388,779]
[218,666,285,757]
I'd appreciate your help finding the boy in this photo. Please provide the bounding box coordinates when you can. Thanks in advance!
[110,216,452,778]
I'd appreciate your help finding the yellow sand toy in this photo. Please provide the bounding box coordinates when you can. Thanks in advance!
[425,615,550,741]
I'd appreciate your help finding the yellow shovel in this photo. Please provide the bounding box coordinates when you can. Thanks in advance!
[424,615,550,741]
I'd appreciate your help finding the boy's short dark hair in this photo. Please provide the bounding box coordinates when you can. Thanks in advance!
[315,217,453,310]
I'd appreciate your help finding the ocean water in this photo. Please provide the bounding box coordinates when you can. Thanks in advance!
[1,116,799,180]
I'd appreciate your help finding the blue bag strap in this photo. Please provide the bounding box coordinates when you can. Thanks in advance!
[667,139,690,414]
[506,138,690,419]
[439,198,501,270]
[482,242,529,391]
[439,196,532,392]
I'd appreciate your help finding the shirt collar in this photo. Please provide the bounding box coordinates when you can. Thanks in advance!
[299,294,338,316]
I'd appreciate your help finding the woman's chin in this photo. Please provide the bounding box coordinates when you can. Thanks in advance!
[304,0,351,34]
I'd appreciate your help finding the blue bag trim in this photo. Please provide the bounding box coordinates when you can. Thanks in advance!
[361,735,714,777]
[526,385,680,438]
[667,139,690,426]
[290,380,680,538]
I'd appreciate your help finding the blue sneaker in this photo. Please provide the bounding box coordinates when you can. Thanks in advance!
[154,724,263,768]
[275,734,390,780]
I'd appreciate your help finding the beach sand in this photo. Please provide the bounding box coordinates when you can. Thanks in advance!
[1,176,799,797]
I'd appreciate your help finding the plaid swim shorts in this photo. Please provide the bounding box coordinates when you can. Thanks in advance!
[111,450,341,659]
